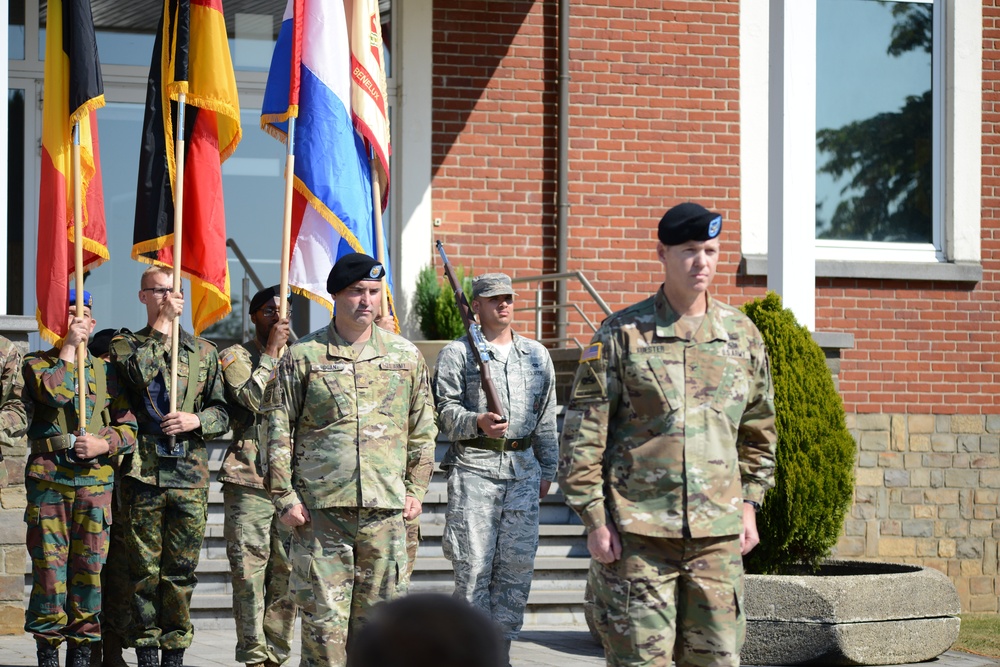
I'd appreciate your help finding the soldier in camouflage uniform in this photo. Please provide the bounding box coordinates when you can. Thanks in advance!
[22,291,137,667]
[433,272,558,664]
[109,266,230,667]
[85,329,129,667]
[0,333,28,488]
[266,253,437,667]
[219,285,296,667]
[558,202,777,667]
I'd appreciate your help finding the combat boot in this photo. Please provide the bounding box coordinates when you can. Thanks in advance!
[67,644,91,667]
[161,648,184,667]
[100,631,127,667]
[88,641,102,667]
[135,647,159,667]
[37,643,59,667]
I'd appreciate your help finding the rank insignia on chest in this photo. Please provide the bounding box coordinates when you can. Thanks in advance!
[579,342,602,363]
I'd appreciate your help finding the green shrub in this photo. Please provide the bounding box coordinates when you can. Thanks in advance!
[741,291,856,574]
[414,264,472,340]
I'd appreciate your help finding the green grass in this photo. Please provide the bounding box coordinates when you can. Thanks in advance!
[954,614,1000,658]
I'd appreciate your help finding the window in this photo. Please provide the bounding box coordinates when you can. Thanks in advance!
[38,1,285,71]
[739,0,981,280]
[9,0,24,59]
[815,0,939,260]
[7,89,25,313]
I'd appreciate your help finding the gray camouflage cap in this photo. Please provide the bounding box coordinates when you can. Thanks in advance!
[472,273,517,299]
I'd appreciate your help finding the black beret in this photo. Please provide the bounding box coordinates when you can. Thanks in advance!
[327,253,385,295]
[657,202,723,245]
[88,328,116,358]
[249,285,280,314]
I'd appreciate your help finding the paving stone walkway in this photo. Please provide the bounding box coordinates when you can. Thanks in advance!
[0,628,996,667]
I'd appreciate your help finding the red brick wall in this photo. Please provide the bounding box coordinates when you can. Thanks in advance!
[431,0,1000,415]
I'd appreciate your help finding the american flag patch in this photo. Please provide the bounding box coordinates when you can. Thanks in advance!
[580,342,602,363]
[220,351,237,371]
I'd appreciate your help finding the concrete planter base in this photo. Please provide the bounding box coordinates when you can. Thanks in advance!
[583,560,961,666]
[742,560,961,666]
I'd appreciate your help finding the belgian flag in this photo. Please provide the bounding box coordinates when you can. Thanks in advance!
[133,0,242,335]
[37,0,107,344]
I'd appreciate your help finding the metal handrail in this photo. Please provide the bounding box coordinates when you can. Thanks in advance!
[511,271,612,347]
[226,238,298,343]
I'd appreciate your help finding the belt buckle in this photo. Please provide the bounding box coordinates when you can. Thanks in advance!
[508,440,519,450]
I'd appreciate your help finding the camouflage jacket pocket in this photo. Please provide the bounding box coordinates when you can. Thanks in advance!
[303,364,352,426]
[623,354,682,419]
[376,361,415,429]
[704,351,751,426]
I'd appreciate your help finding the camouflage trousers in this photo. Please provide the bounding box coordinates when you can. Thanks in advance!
[101,487,131,642]
[589,533,745,667]
[24,477,112,647]
[288,507,407,667]
[120,478,208,650]
[223,483,297,665]
[442,466,541,641]
[403,516,420,586]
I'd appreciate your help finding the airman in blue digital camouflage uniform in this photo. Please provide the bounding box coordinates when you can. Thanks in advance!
[559,203,777,667]
[22,290,136,667]
[433,272,558,665]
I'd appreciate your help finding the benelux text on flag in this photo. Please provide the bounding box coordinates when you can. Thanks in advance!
[261,0,395,314]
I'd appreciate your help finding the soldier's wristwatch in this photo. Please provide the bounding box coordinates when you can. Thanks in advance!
[744,499,761,512]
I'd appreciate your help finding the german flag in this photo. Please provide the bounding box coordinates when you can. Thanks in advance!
[133,0,241,335]
[37,0,107,344]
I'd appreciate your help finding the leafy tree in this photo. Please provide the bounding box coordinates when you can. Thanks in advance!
[414,264,472,340]
[741,292,856,574]
[816,3,932,243]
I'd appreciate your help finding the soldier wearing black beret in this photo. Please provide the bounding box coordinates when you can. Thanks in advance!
[559,201,776,667]
[265,252,437,666]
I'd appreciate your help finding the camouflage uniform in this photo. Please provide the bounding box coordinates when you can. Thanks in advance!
[110,326,229,651]
[21,349,137,648]
[0,335,27,487]
[558,290,776,667]
[219,340,296,665]
[434,333,558,642]
[266,322,437,667]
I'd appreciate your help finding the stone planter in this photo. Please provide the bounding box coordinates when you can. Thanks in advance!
[742,560,961,666]
[413,340,451,373]
[584,560,961,666]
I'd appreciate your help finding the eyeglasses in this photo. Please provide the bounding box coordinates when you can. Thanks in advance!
[259,307,292,318]
[141,287,182,298]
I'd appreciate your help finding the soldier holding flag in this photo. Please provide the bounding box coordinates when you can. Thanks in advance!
[22,290,136,667]
[109,267,229,667]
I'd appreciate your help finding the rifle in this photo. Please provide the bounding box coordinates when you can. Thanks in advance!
[436,240,507,423]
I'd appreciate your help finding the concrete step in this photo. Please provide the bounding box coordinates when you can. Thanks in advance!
[86,432,592,628]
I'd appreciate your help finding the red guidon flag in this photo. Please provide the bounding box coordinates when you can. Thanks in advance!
[37,0,107,343]
[133,0,242,335]
[347,0,391,210]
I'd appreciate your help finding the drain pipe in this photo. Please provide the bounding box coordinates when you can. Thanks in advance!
[556,0,570,345]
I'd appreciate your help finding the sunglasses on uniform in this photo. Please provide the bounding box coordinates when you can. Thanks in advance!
[141,287,183,298]
[259,306,292,318]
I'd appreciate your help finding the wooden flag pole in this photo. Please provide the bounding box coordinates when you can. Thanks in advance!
[279,118,296,321]
[370,159,390,330]
[71,121,87,431]
[169,93,187,447]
